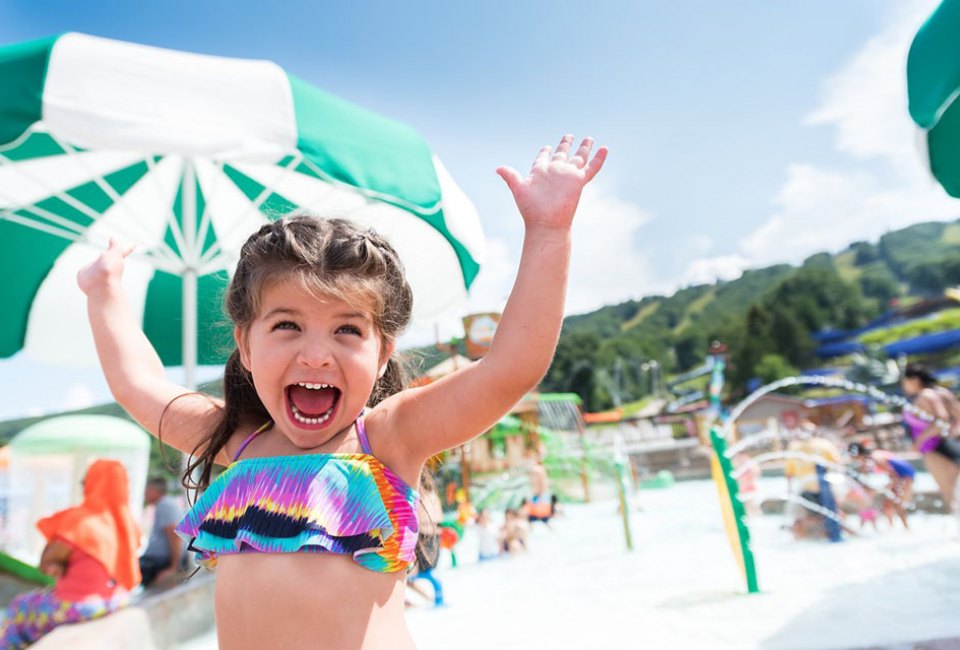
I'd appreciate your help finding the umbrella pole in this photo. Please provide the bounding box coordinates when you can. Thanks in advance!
[182,160,198,392]
[181,160,199,485]
[183,268,197,390]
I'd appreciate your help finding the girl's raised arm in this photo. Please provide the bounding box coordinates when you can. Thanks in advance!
[378,135,607,462]
[78,241,223,455]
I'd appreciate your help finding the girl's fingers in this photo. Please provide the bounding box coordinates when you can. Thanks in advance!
[583,146,608,183]
[552,134,575,160]
[532,146,552,171]
[569,137,594,169]
[496,166,524,194]
[108,237,135,258]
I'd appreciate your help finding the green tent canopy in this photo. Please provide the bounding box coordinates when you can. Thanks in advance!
[11,414,149,455]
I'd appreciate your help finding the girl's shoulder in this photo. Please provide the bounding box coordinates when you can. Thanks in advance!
[359,406,422,487]
[220,419,272,465]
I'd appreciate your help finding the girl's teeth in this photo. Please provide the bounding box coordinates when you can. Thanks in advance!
[297,382,332,390]
[290,403,334,425]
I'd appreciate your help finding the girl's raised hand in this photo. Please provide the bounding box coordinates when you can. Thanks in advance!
[77,238,135,296]
[496,135,607,230]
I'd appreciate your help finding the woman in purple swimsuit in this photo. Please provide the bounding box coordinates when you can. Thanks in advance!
[901,364,960,509]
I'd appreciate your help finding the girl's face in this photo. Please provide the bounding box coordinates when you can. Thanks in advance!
[901,376,921,396]
[237,280,391,450]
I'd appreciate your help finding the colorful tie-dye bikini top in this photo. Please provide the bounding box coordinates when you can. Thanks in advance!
[176,417,420,574]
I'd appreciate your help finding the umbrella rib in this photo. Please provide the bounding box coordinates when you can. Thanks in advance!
[192,159,223,265]
[1,207,181,275]
[144,156,191,269]
[0,150,181,268]
[0,152,112,228]
[46,135,183,266]
[0,200,87,238]
[0,209,85,243]
[194,153,303,270]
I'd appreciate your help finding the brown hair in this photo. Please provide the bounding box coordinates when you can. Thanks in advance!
[181,215,413,492]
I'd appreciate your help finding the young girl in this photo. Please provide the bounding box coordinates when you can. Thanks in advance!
[78,135,606,649]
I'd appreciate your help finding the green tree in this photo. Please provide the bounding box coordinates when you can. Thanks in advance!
[858,265,900,305]
[769,307,813,368]
[754,354,798,384]
[674,328,707,372]
[851,241,879,266]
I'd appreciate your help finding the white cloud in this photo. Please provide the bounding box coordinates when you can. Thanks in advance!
[565,185,659,314]
[682,254,751,286]
[463,238,516,314]
[398,186,659,346]
[742,164,958,265]
[735,0,960,268]
[803,1,937,166]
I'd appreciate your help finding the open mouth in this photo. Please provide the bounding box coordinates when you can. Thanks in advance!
[285,382,341,428]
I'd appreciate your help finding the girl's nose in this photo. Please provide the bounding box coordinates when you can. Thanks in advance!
[297,341,334,368]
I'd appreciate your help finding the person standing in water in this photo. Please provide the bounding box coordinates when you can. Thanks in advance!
[901,363,960,510]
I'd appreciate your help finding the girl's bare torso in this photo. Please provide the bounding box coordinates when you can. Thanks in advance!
[213,552,415,650]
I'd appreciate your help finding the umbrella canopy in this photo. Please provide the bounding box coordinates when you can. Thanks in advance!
[0,33,485,383]
[908,0,960,197]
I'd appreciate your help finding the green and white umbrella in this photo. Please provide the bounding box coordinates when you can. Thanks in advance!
[0,33,485,385]
[908,0,960,197]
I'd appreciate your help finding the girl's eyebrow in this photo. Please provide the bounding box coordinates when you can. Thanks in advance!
[263,307,368,321]
[262,307,299,319]
[335,311,369,321]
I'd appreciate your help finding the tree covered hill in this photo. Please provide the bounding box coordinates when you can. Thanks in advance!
[543,218,960,411]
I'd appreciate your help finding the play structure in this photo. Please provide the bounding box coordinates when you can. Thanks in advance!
[710,373,950,594]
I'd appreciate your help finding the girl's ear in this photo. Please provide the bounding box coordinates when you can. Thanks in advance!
[378,341,396,378]
[235,326,252,371]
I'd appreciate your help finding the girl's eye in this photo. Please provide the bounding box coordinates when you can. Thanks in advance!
[336,324,362,336]
[272,321,299,331]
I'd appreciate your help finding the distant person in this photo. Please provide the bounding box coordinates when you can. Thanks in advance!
[529,453,550,500]
[733,453,761,517]
[474,509,501,561]
[784,428,842,539]
[138,477,184,587]
[0,460,141,647]
[407,478,443,607]
[527,453,553,524]
[901,363,960,510]
[843,478,879,531]
[501,508,528,554]
[849,442,915,529]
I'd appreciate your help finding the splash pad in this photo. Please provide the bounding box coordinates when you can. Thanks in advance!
[711,374,949,594]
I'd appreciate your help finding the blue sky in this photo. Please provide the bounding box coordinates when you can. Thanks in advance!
[1,0,957,419]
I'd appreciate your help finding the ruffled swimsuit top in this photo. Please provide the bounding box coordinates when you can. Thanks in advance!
[176,417,420,574]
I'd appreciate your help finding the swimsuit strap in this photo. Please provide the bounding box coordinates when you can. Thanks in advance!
[355,414,373,455]
[232,421,273,462]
